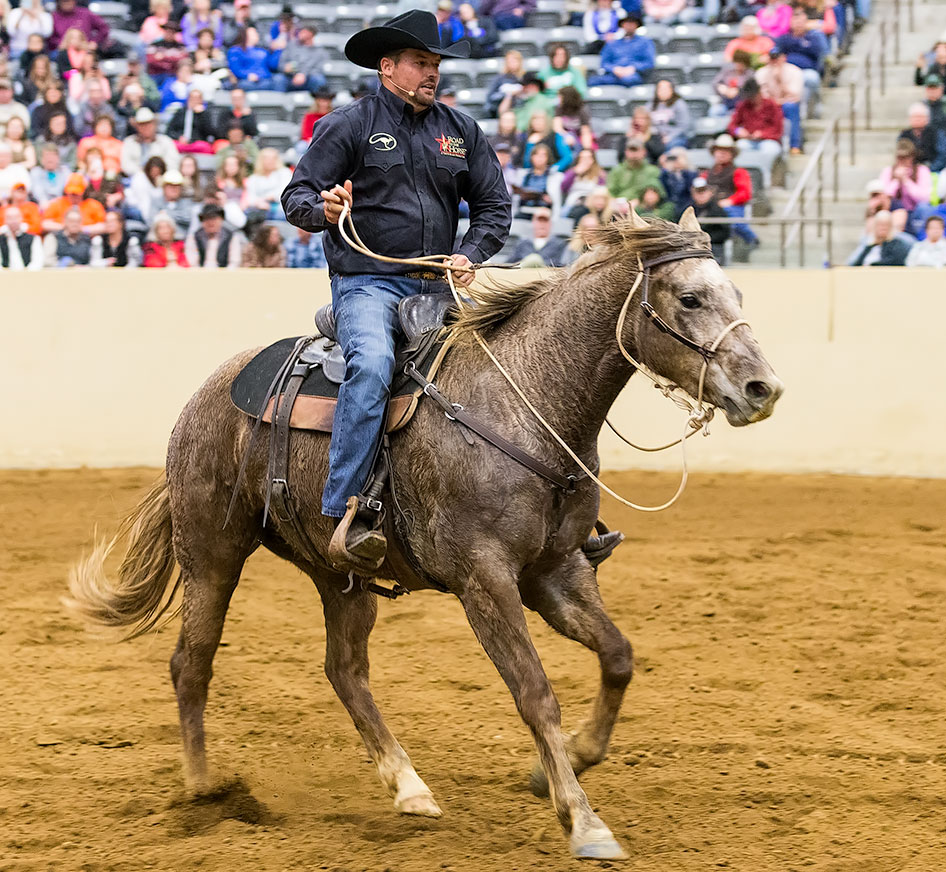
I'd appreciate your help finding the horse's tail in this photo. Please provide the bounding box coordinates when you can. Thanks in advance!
[66,474,181,640]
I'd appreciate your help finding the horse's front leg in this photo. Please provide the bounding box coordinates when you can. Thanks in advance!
[520,551,633,798]
[457,563,626,860]
[317,578,442,817]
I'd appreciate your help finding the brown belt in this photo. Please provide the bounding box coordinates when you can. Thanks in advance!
[405,270,447,282]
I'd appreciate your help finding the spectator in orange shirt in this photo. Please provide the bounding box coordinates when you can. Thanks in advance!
[76,115,124,174]
[41,172,107,235]
[724,17,776,68]
[0,183,43,235]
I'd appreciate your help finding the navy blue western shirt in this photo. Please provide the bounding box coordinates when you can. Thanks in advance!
[281,84,512,276]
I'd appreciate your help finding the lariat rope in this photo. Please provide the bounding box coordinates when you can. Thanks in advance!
[335,202,748,512]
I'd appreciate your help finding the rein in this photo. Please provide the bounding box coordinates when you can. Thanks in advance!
[335,204,749,512]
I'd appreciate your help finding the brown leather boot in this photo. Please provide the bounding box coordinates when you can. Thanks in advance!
[328,496,387,574]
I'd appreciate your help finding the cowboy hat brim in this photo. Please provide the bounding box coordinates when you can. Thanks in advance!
[345,26,471,68]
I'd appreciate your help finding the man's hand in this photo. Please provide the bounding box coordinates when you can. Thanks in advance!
[449,254,475,287]
[293,72,306,87]
[320,180,353,224]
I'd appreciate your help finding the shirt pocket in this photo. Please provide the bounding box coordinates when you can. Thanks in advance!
[435,152,469,176]
[364,150,405,173]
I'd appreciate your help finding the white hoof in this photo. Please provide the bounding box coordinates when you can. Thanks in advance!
[395,790,443,817]
[570,826,627,860]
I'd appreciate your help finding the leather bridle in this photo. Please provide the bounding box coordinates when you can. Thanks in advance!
[636,249,720,361]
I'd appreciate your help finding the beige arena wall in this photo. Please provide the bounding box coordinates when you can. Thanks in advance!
[0,268,943,476]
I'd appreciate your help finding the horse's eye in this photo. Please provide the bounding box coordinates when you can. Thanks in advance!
[679,294,701,310]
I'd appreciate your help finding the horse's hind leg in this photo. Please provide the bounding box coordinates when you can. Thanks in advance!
[169,524,253,791]
[317,579,442,817]
[520,553,633,798]
[458,563,625,859]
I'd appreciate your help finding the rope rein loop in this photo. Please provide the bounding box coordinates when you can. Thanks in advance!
[334,202,748,512]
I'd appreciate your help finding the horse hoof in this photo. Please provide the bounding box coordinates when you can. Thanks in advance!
[395,791,443,818]
[571,829,627,860]
[529,762,550,798]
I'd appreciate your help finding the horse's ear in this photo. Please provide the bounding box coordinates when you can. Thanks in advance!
[627,204,648,229]
[678,206,701,233]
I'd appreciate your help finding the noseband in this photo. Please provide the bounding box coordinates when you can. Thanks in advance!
[637,249,719,361]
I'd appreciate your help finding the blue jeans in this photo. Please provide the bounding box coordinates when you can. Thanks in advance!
[493,11,528,29]
[322,273,444,517]
[782,101,803,149]
[724,203,757,244]
[272,72,328,92]
[587,71,643,87]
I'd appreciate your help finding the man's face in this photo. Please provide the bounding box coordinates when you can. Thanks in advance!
[188,89,203,109]
[692,187,711,205]
[297,26,314,44]
[164,183,182,201]
[42,149,59,171]
[0,85,12,105]
[138,120,156,141]
[874,215,892,240]
[927,84,944,102]
[625,144,644,165]
[790,10,807,34]
[532,213,551,238]
[458,4,474,22]
[713,147,734,165]
[105,212,120,235]
[619,20,637,37]
[4,207,22,235]
[231,89,246,111]
[382,49,441,108]
[64,210,82,235]
[59,0,76,11]
[87,83,104,105]
[868,191,889,212]
[228,127,244,144]
[202,216,223,236]
[927,219,944,243]
[315,96,332,113]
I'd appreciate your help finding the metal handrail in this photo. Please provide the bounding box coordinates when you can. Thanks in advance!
[697,217,836,268]
[778,0,914,262]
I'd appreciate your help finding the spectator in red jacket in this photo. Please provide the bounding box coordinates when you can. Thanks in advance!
[702,134,757,246]
[49,0,109,53]
[142,211,189,267]
[727,78,784,164]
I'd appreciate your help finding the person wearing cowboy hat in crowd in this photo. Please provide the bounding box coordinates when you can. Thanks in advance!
[702,133,757,247]
[281,9,512,573]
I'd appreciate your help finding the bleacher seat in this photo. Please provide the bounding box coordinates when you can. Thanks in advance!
[440,59,479,90]
[89,1,131,28]
[257,120,298,151]
[510,217,533,239]
[666,24,708,55]
[596,147,618,169]
[705,24,735,53]
[367,5,397,27]
[100,58,129,80]
[477,118,499,136]
[245,90,290,121]
[194,152,218,173]
[690,114,729,147]
[108,29,140,51]
[689,52,725,84]
[321,60,362,92]
[331,5,377,33]
[650,53,690,85]
[584,86,629,119]
[474,57,504,88]
[455,88,489,120]
[530,0,567,29]
[637,23,670,53]
[597,116,630,150]
[676,82,714,117]
[287,91,314,123]
[314,33,348,61]
[552,217,573,238]
[500,26,582,58]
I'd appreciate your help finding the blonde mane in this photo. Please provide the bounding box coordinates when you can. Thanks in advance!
[448,216,709,338]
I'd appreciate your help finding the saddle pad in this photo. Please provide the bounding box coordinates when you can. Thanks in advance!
[230,334,449,434]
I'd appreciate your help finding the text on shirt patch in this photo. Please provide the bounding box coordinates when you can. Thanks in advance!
[435,133,467,159]
[369,132,398,151]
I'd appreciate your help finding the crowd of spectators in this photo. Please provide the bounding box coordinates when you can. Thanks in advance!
[0,0,874,270]
[845,39,946,268]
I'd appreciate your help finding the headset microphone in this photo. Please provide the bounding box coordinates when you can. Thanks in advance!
[383,72,415,98]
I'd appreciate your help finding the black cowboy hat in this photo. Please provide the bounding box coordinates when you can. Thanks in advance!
[344,9,471,69]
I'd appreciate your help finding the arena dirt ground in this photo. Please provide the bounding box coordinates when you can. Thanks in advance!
[1,468,945,872]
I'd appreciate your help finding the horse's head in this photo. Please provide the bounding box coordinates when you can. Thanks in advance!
[602,209,783,427]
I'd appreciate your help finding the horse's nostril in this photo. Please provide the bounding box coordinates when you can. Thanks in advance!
[746,380,774,403]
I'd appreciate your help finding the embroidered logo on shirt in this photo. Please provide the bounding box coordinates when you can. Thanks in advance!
[435,133,467,158]
[369,133,398,151]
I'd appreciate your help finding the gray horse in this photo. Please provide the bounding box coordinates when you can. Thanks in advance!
[68,211,783,861]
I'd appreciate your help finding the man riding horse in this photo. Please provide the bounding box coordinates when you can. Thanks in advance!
[282,11,619,573]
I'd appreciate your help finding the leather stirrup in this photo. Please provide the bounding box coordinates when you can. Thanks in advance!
[328,496,387,574]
